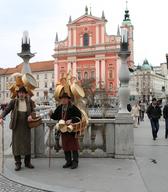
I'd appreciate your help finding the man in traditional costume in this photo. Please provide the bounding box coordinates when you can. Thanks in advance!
[49,92,82,169]
[0,86,35,171]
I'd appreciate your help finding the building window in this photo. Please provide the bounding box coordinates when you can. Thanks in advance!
[45,74,47,79]
[83,33,89,46]
[0,84,1,91]
[91,71,95,79]
[84,72,88,79]
[109,69,113,79]
[36,92,39,97]
[37,74,39,80]
[6,93,8,98]
[6,77,8,82]
[0,93,1,98]
[52,72,54,79]
[45,82,48,88]
[77,72,81,80]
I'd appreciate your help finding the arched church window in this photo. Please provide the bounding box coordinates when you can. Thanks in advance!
[109,83,113,91]
[83,33,89,46]
[84,72,88,79]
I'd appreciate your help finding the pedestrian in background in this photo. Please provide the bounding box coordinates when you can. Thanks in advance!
[163,102,168,139]
[146,98,162,140]
[131,103,140,128]
[139,100,146,121]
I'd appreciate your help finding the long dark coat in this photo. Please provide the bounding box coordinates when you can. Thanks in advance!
[1,97,35,155]
[50,103,81,151]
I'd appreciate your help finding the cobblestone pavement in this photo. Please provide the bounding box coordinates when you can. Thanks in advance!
[0,174,47,192]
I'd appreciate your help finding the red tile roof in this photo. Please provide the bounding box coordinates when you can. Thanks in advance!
[0,60,54,75]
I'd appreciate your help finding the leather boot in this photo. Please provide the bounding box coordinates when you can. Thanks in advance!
[24,155,34,169]
[63,151,72,168]
[71,151,78,169]
[14,155,21,171]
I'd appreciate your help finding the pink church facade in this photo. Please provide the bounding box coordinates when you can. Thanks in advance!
[53,7,134,96]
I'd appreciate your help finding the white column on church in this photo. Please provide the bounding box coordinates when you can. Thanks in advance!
[80,34,83,46]
[96,25,99,44]
[67,62,71,72]
[101,25,105,44]
[54,59,59,82]
[68,29,71,47]
[89,34,92,46]
[72,62,77,77]
[95,59,100,88]
[101,59,106,88]
[73,28,76,46]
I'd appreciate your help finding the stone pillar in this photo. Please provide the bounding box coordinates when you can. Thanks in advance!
[115,116,134,158]
[105,123,115,156]
[0,124,4,173]
[34,124,45,157]
[114,28,134,158]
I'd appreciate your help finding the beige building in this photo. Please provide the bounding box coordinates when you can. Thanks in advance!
[0,60,54,104]
[129,59,168,103]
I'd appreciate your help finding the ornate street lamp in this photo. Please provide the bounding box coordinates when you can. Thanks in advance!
[118,27,131,113]
[17,31,35,74]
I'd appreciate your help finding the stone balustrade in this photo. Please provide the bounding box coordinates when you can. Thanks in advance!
[34,117,133,159]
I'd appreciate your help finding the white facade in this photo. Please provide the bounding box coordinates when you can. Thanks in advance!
[129,61,168,102]
[0,62,54,104]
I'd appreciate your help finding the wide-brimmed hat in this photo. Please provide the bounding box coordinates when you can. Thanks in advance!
[17,86,28,93]
[59,92,71,99]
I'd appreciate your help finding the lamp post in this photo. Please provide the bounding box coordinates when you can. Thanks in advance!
[17,31,35,74]
[118,28,131,113]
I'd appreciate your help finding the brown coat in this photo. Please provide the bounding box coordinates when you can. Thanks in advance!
[1,97,34,130]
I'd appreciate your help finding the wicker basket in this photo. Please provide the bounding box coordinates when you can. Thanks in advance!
[71,110,88,134]
[28,116,42,128]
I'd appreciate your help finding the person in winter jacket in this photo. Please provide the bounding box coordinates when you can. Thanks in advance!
[146,98,162,140]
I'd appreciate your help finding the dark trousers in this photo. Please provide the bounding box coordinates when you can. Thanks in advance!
[150,119,159,139]
[64,151,79,164]
[140,110,145,121]
[165,119,168,138]
[14,154,31,165]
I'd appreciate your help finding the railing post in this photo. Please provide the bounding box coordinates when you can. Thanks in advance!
[105,123,115,157]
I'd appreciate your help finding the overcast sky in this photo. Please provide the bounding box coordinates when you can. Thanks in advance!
[0,0,168,68]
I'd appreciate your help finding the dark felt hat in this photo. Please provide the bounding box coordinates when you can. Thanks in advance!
[152,98,157,101]
[59,92,71,99]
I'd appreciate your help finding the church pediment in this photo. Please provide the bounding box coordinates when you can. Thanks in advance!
[70,15,104,25]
